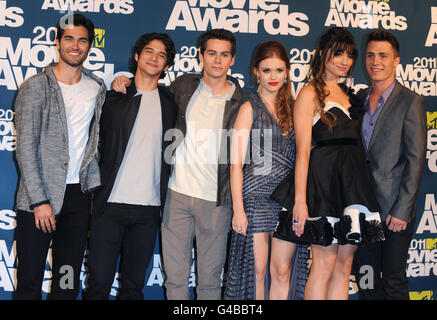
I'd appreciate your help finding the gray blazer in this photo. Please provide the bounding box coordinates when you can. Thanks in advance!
[14,65,107,215]
[360,81,427,223]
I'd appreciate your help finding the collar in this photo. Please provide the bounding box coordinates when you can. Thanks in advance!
[187,72,243,102]
[44,63,105,88]
[199,78,235,100]
[364,80,397,110]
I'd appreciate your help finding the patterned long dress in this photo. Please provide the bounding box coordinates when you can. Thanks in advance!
[224,92,296,299]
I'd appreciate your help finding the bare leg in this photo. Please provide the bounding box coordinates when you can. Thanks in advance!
[269,237,296,300]
[326,244,357,300]
[304,244,338,300]
[253,232,270,300]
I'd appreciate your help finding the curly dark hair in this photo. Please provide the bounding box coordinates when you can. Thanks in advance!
[251,40,294,136]
[130,33,176,79]
[308,27,358,131]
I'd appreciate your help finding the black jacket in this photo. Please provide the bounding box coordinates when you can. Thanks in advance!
[93,81,178,216]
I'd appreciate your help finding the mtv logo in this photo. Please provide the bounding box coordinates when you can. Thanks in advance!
[427,112,437,129]
[94,29,105,48]
[426,238,437,249]
[409,291,434,300]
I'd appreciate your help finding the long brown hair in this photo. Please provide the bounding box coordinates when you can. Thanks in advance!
[308,27,358,130]
[251,40,293,136]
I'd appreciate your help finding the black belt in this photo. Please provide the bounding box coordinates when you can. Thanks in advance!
[316,138,360,147]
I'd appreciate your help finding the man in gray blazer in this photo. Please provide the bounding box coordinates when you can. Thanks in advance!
[353,29,427,300]
[13,14,106,299]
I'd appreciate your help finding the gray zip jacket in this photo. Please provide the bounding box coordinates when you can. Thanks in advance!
[14,64,106,215]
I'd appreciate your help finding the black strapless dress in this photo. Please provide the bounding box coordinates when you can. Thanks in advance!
[274,95,384,247]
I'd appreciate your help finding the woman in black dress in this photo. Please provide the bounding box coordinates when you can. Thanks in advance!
[292,27,383,299]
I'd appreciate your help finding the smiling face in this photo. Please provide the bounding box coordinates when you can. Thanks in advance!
[324,49,354,81]
[56,25,91,68]
[254,56,287,95]
[199,39,235,81]
[135,39,169,78]
[366,40,400,86]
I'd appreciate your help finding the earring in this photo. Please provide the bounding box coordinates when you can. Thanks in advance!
[256,77,260,84]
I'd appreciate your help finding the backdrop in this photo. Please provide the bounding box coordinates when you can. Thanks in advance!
[0,0,436,300]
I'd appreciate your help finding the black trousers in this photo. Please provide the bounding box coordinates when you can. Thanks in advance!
[353,218,415,300]
[13,184,91,300]
[83,203,160,300]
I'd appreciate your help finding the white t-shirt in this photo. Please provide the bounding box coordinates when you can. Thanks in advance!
[168,79,235,202]
[108,89,162,206]
[58,74,100,184]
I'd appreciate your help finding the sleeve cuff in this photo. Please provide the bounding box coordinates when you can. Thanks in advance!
[29,200,51,210]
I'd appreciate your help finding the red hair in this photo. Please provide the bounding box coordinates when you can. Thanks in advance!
[251,41,293,136]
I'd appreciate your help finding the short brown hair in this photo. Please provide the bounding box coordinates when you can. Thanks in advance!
[365,29,400,57]
[198,29,236,57]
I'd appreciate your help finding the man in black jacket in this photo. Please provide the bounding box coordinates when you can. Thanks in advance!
[161,29,245,300]
[83,33,177,300]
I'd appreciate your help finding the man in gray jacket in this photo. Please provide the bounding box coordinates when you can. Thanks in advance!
[13,14,106,300]
[353,29,427,300]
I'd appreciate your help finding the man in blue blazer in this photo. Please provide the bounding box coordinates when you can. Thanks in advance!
[354,29,427,300]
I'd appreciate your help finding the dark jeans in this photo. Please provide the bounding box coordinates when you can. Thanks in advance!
[83,203,160,300]
[13,184,91,300]
[353,218,415,300]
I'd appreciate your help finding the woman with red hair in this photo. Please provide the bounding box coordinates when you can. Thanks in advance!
[224,41,296,300]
